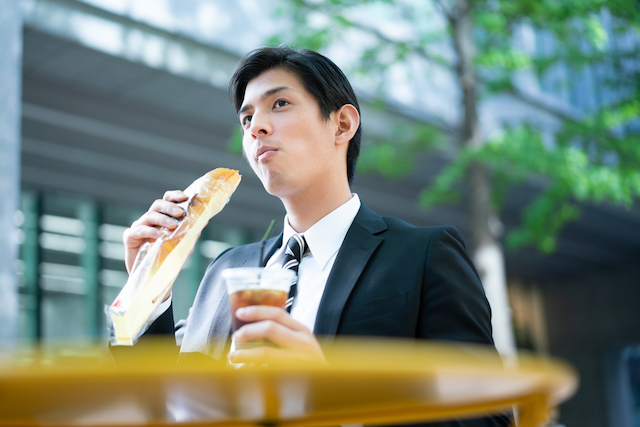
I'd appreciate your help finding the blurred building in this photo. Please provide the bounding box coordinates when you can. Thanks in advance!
[3,0,640,426]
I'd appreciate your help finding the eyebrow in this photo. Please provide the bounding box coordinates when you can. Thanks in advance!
[238,86,293,117]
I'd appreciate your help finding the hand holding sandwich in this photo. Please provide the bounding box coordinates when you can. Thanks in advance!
[123,190,188,274]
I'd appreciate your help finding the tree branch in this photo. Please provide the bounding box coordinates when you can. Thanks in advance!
[291,0,593,127]
[295,0,455,69]
[432,0,456,23]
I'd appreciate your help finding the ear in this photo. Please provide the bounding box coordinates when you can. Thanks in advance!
[334,104,360,147]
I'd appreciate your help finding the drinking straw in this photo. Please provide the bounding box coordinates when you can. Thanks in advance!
[259,219,276,266]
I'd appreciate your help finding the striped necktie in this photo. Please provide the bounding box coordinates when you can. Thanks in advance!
[282,234,308,312]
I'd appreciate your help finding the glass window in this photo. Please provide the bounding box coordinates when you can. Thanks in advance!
[18,190,254,343]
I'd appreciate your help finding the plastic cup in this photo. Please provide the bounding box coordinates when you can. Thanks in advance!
[222,267,294,349]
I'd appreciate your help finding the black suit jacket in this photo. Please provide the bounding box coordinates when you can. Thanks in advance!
[151,203,494,354]
[144,203,509,426]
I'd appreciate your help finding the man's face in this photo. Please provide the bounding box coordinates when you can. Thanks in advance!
[239,68,340,199]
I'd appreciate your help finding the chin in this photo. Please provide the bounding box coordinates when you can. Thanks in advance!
[261,175,299,199]
[258,172,284,195]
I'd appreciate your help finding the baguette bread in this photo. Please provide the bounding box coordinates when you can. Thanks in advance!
[107,168,241,345]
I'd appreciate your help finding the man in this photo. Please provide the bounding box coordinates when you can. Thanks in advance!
[122,45,509,426]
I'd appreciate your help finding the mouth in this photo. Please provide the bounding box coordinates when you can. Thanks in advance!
[256,146,278,161]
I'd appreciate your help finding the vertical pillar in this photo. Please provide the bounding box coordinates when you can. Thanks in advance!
[0,0,23,346]
[21,192,42,340]
[79,201,101,338]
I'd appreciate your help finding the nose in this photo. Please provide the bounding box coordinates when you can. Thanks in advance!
[249,111,272,139]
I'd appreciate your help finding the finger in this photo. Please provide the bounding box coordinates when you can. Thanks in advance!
[123,224,167,272]
[163,190,188,203]
[232,317,324,361]
[132,211,182,231]
[233,320,307,350]
[228,338,328,366]
[149,198,186,219]
[123,224,165,244]
[228,345,293,365]
[235,306,309,333]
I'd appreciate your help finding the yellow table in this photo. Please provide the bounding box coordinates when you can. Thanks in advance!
[0,339,577,427]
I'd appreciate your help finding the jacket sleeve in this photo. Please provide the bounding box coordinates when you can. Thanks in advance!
[415,226,511,427]
[418,225,494,345]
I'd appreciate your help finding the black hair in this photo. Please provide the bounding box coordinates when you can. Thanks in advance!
[229,45,361,185]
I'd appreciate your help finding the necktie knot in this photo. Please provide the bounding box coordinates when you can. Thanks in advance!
[282,234,308,272]
[282,234,307,311]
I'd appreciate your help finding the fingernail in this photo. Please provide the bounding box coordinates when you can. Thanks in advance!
[236,307,247,318]
[172,207,184,215]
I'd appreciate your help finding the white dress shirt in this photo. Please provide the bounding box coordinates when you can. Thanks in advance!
[151,194,361,334]
[264,194,361,332]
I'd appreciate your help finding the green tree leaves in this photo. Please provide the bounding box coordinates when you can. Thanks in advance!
[418,123,640,252]
[261,0,640,255]
[358,124,445,179]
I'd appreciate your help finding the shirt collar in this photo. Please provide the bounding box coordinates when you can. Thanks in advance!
[282,194,361,271]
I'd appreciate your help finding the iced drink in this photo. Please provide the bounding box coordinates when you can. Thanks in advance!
[228,289,288,330]
[222,267,294,348]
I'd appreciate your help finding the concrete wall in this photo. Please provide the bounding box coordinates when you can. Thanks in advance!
[0,0,22,347]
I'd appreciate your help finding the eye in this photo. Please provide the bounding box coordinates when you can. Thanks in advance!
[274,99,289,108]
[241,115,252,126]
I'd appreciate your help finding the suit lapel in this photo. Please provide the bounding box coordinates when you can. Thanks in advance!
[313,204,387,337]
[240,233,283,267]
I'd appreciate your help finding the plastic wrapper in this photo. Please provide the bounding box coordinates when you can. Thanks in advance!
[106,168,241,346]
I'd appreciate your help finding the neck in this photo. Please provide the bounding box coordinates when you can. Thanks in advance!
[281,181,352,233]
